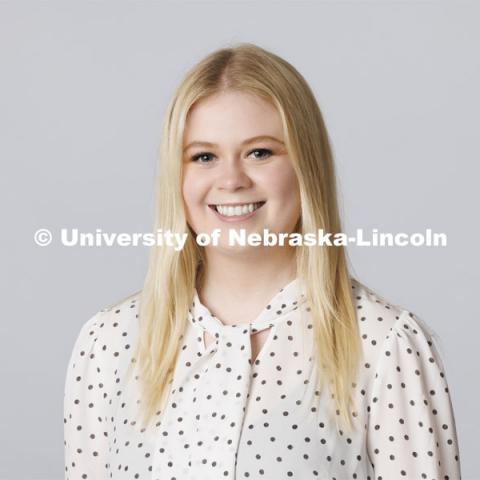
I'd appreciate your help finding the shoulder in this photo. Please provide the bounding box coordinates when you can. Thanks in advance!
[69,290,142,368]
[98,290,142,319]
[65,291,143,421]
[94,289,142,346]
[99,290,142,315]
[350,276,406,335]
[349,277,441,371]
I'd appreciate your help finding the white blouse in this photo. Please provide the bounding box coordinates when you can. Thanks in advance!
[64,277,462,479]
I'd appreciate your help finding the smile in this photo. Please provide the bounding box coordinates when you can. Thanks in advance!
[208,201,266,220]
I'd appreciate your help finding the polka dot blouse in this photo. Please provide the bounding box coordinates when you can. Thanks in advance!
[64,277,462,479]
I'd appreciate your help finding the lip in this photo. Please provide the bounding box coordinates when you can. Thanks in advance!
[208,201,265,207]
[208,201,266,222]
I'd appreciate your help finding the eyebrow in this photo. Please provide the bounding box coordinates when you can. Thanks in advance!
[183,135,285,152]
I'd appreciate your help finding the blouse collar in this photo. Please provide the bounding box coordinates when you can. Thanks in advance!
[188,276,307,337]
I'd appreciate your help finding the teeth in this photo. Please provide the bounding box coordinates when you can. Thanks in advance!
[215,202,262,217]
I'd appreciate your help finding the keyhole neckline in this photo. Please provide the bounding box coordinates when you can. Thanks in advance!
[187,276,307,337]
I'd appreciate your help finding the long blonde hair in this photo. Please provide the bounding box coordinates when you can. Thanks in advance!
[130,42,362,434]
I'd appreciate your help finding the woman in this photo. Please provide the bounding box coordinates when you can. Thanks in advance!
[64,43,461,479]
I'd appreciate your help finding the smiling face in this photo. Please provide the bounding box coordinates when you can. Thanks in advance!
[182,90,301,252]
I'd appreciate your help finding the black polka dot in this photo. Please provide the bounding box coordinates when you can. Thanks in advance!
[64,279,461,479]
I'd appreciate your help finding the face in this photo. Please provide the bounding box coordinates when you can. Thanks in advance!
[182,90,301,252]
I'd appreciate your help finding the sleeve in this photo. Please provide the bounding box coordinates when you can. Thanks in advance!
[63,310,111,480]
[366,309,462,479]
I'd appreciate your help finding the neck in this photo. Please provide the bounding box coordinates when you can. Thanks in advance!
[197,245,297,304]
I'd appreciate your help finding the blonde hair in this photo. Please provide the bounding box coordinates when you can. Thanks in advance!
[130,42,362,434]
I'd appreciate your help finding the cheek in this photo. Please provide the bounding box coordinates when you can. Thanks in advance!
[263,164,300,203]
[182,170,207,210]
[263,166,301,228]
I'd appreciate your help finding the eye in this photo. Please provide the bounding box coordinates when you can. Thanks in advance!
[190,148,273,164]
[191,152,215,163]
[249,148,272,159]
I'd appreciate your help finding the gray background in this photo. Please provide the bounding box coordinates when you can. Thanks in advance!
[1,1,478,478]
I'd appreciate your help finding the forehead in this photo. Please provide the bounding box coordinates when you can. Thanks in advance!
[184,90,284,144]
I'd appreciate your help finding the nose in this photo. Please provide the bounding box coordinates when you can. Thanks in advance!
[216,158,252,191]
